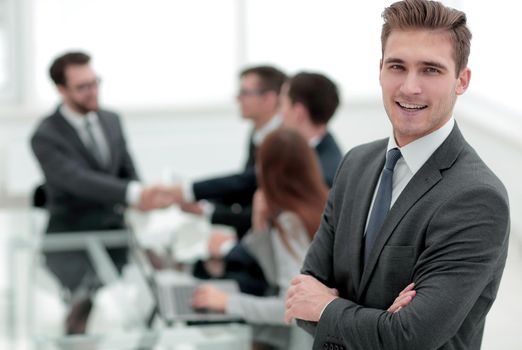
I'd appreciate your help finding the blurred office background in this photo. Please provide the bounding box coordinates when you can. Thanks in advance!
[0,0,520,349]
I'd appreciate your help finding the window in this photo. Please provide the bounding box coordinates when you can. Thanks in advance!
[32,0,239,109]
[0,0,14,100]
[0,29,6,91]
[244,0,387,100]
[2,0,521,116]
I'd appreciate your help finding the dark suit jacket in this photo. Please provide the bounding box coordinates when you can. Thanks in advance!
[314,131,343,188]
[192,132,257,237]
[299,125,510,350]
[31,106,139,233]
[193,131,342,237]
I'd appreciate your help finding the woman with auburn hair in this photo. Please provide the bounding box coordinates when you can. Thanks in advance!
[192,128,328,349]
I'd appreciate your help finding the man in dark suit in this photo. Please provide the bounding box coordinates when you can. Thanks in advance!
[199,72,344,296]
[285,1,510,349]
[161,66,286,295]
[176,71,344,296]
[31,51,172,292]
[185,72,344,225]
[173,66,287,238]
[184,71,343,241]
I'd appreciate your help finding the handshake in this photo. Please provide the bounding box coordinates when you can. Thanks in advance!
[136,184,204,214]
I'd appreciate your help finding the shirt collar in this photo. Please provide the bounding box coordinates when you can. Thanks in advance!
[387,117,455,175]
[309,132,326,148]
[60,104,98,130]
[252,114,282,146]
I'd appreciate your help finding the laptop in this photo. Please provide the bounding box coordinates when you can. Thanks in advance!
[128,226,243,325]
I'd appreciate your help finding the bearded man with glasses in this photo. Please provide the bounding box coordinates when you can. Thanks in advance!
[31,51,173,294]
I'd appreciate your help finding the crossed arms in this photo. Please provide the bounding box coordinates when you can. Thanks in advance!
[285,184,509,349]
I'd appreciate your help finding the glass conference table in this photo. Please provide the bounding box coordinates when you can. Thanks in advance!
[1,207,250,350]
[33,324,251,350]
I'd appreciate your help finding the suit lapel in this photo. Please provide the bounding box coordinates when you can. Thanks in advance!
[357,125,465,299]
[357,162,442,299]
[53,110,103,170]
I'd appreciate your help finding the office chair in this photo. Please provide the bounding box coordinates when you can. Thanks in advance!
[33,183,47,208]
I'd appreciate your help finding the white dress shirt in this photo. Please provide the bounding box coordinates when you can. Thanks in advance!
[251,114,283,146]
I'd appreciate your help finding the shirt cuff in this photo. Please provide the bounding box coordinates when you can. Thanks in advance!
[319,297,337,319]
[219,239,237,256]
[200,200,215,220]
[182,181,195,202]
[126,181,143,206]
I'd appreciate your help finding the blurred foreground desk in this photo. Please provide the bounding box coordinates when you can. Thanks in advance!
[34,323,251,350]
[1,208,250,350]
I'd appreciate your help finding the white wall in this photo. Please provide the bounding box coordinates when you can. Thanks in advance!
[31,0,239,109]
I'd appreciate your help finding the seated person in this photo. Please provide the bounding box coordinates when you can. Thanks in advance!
[195,71,344,296]
[191,128,328,349]
[170,66,287,296]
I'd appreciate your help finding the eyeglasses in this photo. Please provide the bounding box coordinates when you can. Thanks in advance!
[68,77,101,93]
[237,88,269,97]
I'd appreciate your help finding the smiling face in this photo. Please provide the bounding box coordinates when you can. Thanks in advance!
[379,29,471,146]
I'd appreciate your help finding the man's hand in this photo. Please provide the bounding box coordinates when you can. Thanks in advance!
[137,185,175,211]
[285,274,339,324]
[208,230,236,258]
[387,283,416,313]
[165,184,185,205]
[180,201,204,216]
[252,190,270,231]
[192,285,229,312]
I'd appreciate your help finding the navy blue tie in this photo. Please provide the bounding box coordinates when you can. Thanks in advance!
[364,148,402,265]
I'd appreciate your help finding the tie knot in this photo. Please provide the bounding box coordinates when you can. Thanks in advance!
[385,148,402,171]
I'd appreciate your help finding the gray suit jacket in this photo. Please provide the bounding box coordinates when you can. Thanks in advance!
[31,106,139,232]
[299,125,510,350]
[227,212,314,350]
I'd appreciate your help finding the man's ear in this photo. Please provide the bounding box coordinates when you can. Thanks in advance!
[455,67,471,95]
[294,102,309,122]
[379,59,384,86]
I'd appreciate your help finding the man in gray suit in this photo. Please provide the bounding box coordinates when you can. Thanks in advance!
[284,1,510,349]
[31,51,172,292]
